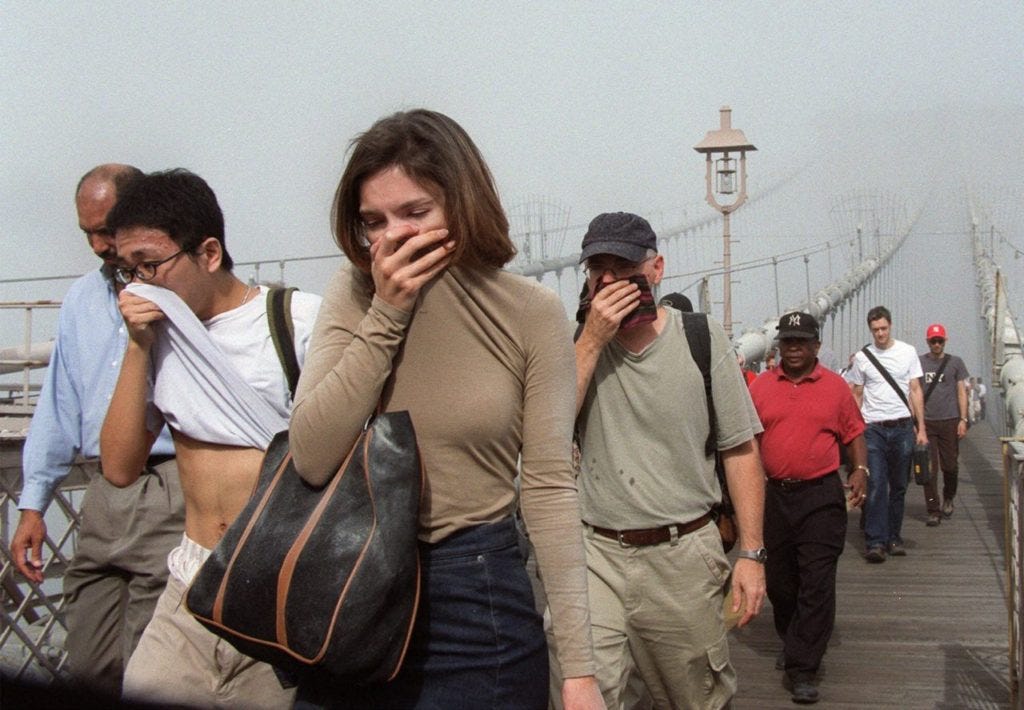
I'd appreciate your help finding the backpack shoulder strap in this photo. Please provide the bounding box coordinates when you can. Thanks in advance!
[680,312,731,516]
[680,312,717,457]
[267,287,301,401]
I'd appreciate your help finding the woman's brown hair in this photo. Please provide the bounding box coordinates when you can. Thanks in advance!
[332,109,515,275]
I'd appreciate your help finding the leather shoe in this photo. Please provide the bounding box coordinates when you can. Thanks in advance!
[865,545,886,563]
[926,514,941,527]
[888,540,907,556]
[943,499,954,518]
[791,680,819,704]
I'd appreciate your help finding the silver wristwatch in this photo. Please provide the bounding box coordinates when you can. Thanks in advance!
[737,547,767,563]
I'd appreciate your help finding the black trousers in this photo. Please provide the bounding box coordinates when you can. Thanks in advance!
[764,471,847,681]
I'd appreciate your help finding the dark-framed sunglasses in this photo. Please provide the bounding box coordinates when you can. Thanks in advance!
[928,338,946,345]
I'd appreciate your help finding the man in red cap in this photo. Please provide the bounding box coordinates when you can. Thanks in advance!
[919,323,970,524]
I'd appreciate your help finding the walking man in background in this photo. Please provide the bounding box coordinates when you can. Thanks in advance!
[919,323,969,524]
[750,311,868,705]
[846,306,927,562]
[10,164,185,696]
[573,212,766,708]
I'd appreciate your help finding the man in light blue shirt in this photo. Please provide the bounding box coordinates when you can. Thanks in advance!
[11,164,185,697]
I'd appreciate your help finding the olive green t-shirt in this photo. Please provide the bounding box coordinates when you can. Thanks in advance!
[578,309,761,529]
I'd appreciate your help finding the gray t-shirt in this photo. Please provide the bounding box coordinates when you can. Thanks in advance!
[577,309,762,529]
[920,352,969,420]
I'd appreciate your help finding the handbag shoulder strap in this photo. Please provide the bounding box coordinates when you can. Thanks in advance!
[860,345,910,411]
[267,287,301,401]
[923,355,950,404]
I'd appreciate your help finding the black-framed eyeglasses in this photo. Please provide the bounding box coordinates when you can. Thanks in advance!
[114,249,189,285]
[584,255,654,280]
[928,338,946,345]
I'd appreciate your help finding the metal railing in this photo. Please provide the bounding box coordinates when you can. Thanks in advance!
[0,301,57,411]
[1003,440,1024,709]
[0,296,79,684]
[0,296,76,683]
[971,193,1023,707]
[0,441,87,683]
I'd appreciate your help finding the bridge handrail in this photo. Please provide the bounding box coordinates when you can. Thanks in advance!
[967,194,1024,437]
[970,186,1022,703]
[1003,439,1024,707]
[0,303,58,396]
[0,452,86,684]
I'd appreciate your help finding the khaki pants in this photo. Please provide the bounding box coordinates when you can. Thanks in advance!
[62,459,185,695]
[583,522,735,710]
[123,573,295,709]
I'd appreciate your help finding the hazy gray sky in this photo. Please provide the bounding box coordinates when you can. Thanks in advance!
[2,1,1023,361]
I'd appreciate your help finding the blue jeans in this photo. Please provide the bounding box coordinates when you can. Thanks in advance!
[864,422,914,549]
[295,518,548,710]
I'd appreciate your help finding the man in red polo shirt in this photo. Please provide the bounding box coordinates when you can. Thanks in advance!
[750,311,868,705]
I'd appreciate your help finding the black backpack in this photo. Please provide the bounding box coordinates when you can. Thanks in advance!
[679,313,736,551]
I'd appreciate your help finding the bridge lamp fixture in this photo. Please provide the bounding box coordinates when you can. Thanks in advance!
[694,106,757,338]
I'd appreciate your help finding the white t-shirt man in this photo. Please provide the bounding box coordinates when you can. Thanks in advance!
[847,339,923,422]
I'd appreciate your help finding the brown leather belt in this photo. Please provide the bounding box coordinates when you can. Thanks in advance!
[589,512,713,547]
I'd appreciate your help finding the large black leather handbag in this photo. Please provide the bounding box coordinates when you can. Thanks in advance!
[185,412,423,683]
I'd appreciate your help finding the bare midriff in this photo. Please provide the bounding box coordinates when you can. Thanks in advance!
[171,430,265,549]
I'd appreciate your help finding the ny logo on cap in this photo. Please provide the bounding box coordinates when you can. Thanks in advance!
[788,314,801,326]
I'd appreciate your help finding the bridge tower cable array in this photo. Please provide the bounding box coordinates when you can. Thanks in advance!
[731,203,923,367]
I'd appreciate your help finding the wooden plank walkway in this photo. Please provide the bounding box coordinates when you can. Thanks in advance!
[729,422,1013,709]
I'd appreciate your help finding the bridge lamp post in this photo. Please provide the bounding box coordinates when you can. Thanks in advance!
[694,106,756,339]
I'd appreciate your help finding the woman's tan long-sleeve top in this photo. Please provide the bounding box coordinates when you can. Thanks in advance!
[290,263,594,678]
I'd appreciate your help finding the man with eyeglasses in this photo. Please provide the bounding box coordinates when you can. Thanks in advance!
[919,323,969,525]
[571,211,766,709]
[98,169,320,708]
[11,164,185,698]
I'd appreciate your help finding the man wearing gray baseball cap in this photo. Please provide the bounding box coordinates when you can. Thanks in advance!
[579,211,658,262]
[569,211,766,708]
